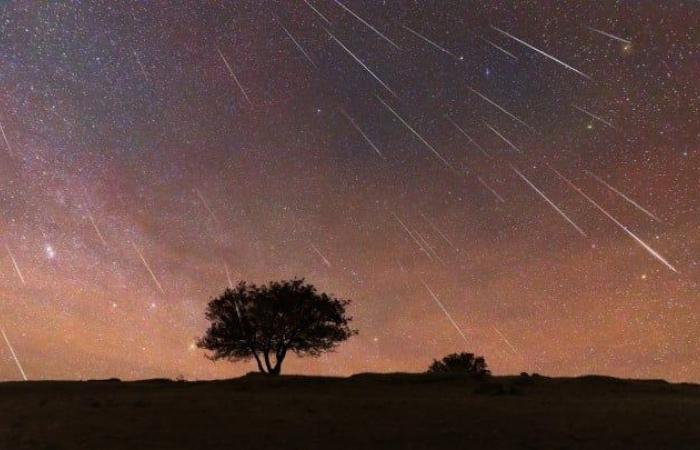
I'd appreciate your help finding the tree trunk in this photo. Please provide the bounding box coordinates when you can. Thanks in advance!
[262,351,276,375]
[271,348,287,376]
[251,351,266,373]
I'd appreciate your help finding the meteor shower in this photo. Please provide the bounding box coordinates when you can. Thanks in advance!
[0,2,698,449]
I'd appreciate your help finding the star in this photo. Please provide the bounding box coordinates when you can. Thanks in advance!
[44,244,56,260]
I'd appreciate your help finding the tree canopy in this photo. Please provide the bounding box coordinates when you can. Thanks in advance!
[197,278,357,375]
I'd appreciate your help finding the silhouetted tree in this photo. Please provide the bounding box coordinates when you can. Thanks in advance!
[198,279,357,375]
[427,352,490,376]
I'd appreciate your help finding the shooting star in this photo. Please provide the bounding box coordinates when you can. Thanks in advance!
[376,96,452,169]
[445,117,493,159]
[391,212,433,261]
[484,122,524,153]
[216,47,253,106]
[0,120,13,157]
[302,0,331,25]
[586,170,660,222]
[224,261,235,289]
[310,242,332,267]
[661,60,672,78]
[413,228,446,265]
[194,188,221,228]
[550,166,677,273]
[468,138,493,159]
[420,279,468,344]
[492,26,592,81]
[572,104,614,128]
[131,242,165,294]
[326,29,397,97]
[133,50,149,81]
[419,212,459,252]
[587,26,631,44]
[492,325,519,356]
[222,262,242,318]
[87,212,109,247]
[339,109,386,160]
[280,24,317,68]
[478,35,518,60]
[401,24,458,59]
[468,87,534,132]
[333,0,401,50]
[4,244,25,285]
[395,257,407,273]
[511,165,588,238]
[0,324,27,380]
[477,176,506,203]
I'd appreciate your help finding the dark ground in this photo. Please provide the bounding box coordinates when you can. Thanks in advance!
[1,373,698,449]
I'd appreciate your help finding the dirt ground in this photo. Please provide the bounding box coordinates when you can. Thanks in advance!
[1,373,698,449]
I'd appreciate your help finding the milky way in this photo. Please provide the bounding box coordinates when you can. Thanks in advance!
[0,1,698,381]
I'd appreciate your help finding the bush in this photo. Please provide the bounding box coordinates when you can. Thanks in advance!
[427,352,490,377]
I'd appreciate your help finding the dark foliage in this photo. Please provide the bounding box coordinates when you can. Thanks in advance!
[198,278,357,375]
[427,352,490,376]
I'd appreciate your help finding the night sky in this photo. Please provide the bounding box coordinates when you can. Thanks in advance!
[0,1,698,382]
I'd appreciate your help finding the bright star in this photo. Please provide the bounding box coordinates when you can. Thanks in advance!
[44,244,56,259]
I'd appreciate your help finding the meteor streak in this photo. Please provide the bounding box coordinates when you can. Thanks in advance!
[333,0,401,50]
[194,188,221,228]
[310,242,332,267]
[339,109,386,159]
[413,228,446,265]
[492,325,519,355]
[484,122,524,153]
[478,35,518,60]
[87,212,108,247]
[572,104,614,128]
[0,324,27,380]
[224,261,234,289]
[326,30,397,97]
[446,118,494,159]
[401,25,457,58]
[133,51,149,81]
[550,166,677,273]
[0,120,13,157]
[420,279,468,344]
[419,212,459,252]
[391,212,433,261]
[395,257,407,273]
[280,24,317,68]
[302,0,331,25]
[587,27,631,44]
[376,95,452,169]
[511,165,588,238]
[5,244,25,285]
[223,262,242,318]
[492,26,593,81]
[468,87,534,132]
[477,176,506,203]
[585,170,660,222]
[131,242,165,294]
[216,47,253,106]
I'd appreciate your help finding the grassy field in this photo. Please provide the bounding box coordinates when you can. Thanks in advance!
[1,373,698,449]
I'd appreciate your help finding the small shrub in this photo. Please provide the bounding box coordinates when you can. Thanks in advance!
[427,352,490,377]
